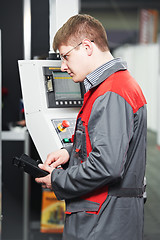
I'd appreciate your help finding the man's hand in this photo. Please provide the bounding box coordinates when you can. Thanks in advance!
[35,149,69,189]
[45,149,70,169]
[35,163,54,189]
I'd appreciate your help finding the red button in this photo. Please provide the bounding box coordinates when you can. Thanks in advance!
[62,120,70,128]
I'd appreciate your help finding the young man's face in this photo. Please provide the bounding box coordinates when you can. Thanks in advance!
[59,43,90,83]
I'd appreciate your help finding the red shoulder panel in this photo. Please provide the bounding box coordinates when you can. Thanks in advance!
[97,70,147,113]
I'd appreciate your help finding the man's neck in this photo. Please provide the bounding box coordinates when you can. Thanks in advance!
[91,50,114,72]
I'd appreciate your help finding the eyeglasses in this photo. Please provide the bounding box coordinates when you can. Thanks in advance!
[60,42,82,61]
[60,40,94,61]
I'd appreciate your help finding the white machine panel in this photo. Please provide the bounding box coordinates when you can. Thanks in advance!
[18,60,84,162]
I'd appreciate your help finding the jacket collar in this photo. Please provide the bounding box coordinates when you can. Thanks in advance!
[90,60,127,89]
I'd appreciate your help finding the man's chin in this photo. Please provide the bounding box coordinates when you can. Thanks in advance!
[72,76,84,83]
[72,77,79,83]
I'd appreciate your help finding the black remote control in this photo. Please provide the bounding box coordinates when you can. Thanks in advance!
[12,153,49,178]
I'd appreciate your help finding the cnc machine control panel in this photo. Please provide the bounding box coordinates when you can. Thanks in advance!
[18,60,83,161]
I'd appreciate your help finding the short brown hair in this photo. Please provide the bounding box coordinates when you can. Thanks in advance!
[53,14,109,52]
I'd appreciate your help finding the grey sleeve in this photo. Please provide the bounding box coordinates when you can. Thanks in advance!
[51,92,134,200]
[61,145,73,169]
[63,145,73,156]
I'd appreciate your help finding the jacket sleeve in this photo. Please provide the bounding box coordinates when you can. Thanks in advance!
[61,145,73,169]
[51,92,134,200]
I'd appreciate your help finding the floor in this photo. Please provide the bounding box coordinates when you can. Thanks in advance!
[144,130,160,240]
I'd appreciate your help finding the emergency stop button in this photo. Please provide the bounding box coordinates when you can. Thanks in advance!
[62,120,70,128]
[57,120,70,132]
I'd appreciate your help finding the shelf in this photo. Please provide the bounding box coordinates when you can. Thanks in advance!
[2,130,27,141]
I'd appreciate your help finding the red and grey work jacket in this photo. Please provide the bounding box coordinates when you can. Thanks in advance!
[51,64,147,216]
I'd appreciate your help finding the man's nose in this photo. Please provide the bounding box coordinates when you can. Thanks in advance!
[61,61,68,72]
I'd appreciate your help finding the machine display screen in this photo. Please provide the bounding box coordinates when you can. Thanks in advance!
[52,72,82,100]
[43,66,84,108]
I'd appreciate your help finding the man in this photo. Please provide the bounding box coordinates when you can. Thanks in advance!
[36,14,147,240]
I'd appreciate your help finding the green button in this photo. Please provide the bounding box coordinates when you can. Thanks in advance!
[63,138,70,143]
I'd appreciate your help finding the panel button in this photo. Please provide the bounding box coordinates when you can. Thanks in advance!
[63,138,71,143]
[57,120,70,132]
[62,120,70,128]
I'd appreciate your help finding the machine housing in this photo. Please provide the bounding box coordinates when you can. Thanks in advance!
[18,60,85,162]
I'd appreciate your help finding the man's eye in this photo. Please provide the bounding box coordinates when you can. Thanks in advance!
[64,55,69,60]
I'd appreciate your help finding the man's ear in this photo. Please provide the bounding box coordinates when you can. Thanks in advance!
[82,39,93,56]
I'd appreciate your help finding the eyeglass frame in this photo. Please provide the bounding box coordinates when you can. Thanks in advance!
[60,40,94,61]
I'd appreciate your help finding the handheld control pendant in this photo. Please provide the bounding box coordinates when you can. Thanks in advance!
[12,154,49,178]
